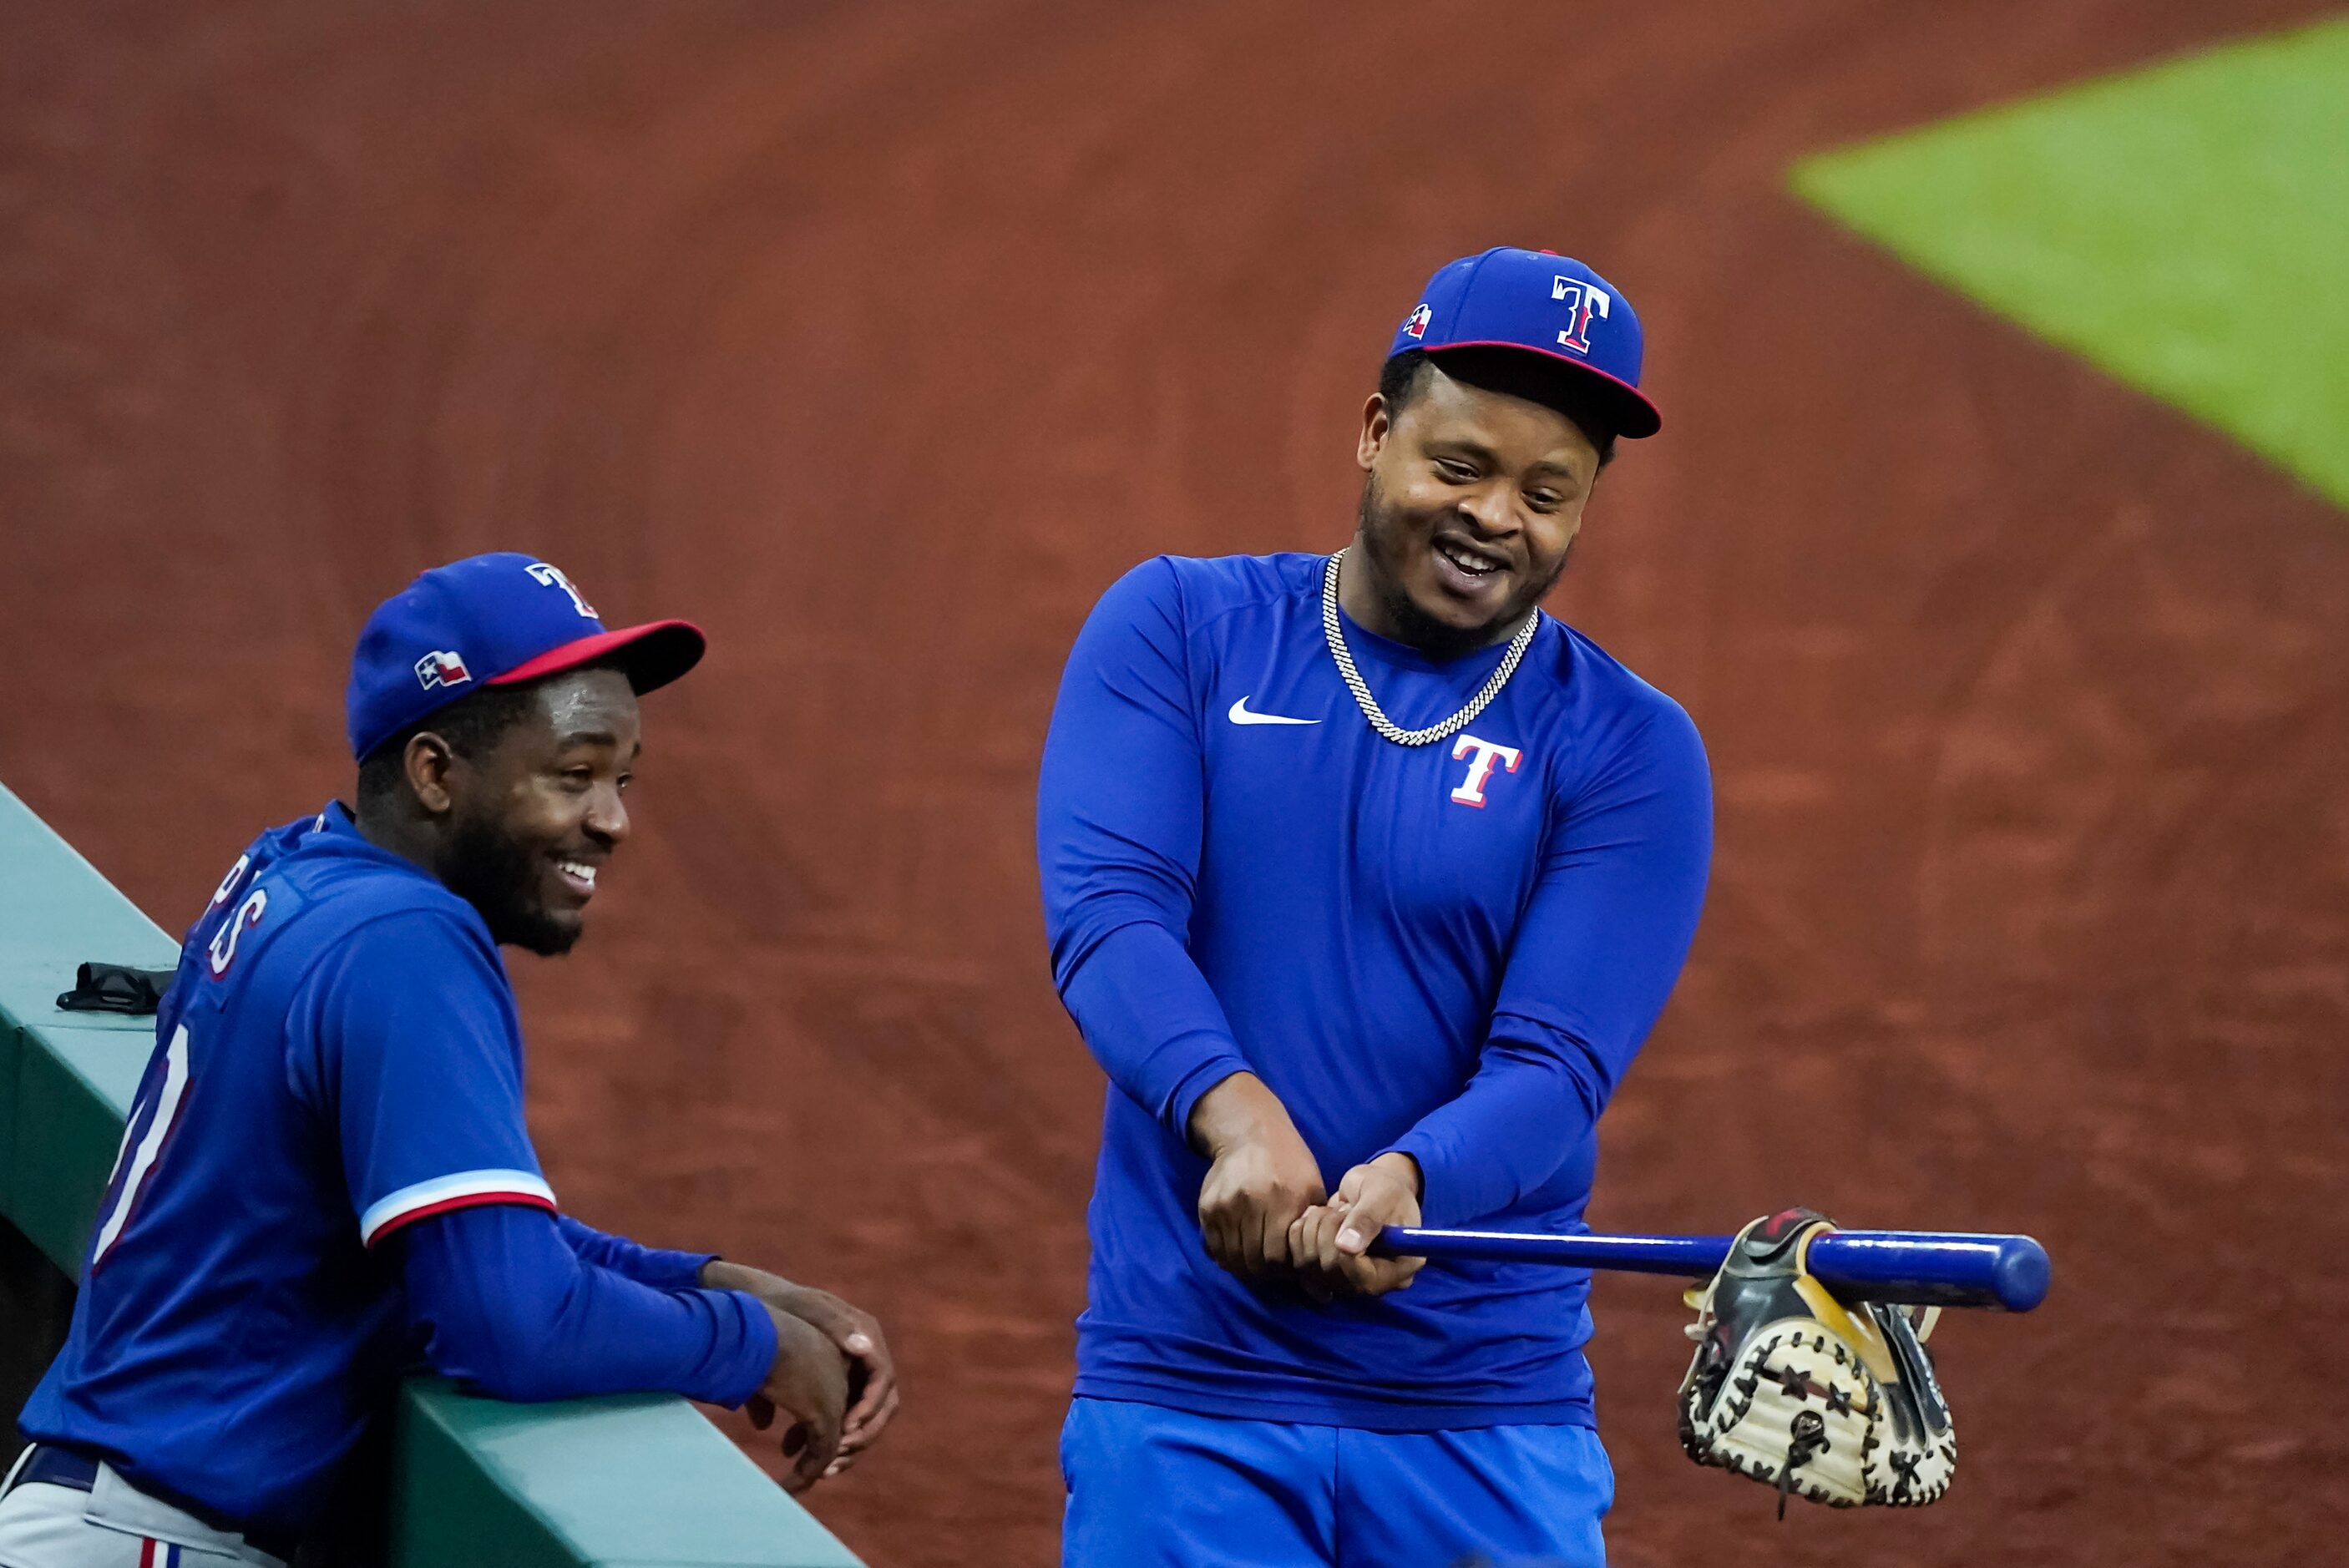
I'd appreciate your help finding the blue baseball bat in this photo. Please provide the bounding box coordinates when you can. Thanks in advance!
[1376,1226,2050,1312]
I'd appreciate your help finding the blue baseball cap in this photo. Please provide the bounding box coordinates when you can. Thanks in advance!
[1389,247,1660,438]
[347,552,705,760]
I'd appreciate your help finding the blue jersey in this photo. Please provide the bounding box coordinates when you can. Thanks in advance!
[1037,554,1712,1429]
[24,805,581,1530]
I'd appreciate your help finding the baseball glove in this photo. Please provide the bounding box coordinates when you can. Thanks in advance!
[1677,1208,1957,1516]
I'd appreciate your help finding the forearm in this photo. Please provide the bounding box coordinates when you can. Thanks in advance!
[1383,1020,1602,1227]
[404,1205,774,1407]
[1060,919,1251,1134]
[555,1212,716,1292]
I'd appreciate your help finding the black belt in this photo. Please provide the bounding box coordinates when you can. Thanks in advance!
[14,1445,300,1562]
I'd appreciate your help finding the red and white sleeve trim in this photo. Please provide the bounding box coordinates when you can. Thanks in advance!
[360,1168,556,1247]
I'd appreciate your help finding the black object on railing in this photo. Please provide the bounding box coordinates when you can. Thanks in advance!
[54,963,176,1016]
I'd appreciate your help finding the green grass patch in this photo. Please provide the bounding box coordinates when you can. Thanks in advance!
[1793,18,2349,509]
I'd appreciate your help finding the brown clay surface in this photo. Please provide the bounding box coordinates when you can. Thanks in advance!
[5,4,2346,1563]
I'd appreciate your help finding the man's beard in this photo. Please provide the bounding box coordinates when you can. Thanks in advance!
[443,808,580,956]
[1355,474,1570,659]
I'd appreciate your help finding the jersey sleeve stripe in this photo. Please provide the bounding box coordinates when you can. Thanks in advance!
[359,1169,556,1247]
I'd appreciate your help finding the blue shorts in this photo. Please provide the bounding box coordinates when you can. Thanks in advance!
[1059,1397,1613,1568]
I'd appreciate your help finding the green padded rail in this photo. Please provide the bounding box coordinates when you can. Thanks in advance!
[0,781,860,1567]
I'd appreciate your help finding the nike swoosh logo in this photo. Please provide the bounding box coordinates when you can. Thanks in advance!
[1228,696,1319,726]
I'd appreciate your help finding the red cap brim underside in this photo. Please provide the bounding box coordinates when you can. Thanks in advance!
[488,619,706,694]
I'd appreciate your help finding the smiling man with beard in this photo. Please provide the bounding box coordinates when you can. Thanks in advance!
[2,554,895,1566]
[1039,249,1713,1566]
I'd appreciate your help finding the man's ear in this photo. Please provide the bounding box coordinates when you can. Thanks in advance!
[1357,393,1392,473]
[403,731,461,817]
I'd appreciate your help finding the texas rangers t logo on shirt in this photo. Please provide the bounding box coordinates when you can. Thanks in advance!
[1449,734,1522,807]
[413,650,472,690]
[1551,276,1610,356]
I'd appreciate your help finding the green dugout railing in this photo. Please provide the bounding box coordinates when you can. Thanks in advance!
[0,781,862,1567]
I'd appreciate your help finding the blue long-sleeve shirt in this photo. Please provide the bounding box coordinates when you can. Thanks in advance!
[1038,554,1711,1429]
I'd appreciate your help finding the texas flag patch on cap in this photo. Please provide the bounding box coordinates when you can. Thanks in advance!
[413,650,472,690]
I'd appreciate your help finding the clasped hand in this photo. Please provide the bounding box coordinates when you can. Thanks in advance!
[1188,1074,1425,1299]
[702,1260,899,1492]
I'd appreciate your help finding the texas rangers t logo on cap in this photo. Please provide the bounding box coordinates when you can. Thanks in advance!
[1403,302,1432,340]
[413,650,472,690]
[525,561,598,619]
[1551,276,1610,356]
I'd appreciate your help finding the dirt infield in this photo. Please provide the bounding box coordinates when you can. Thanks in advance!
[4,3,2344,1563]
